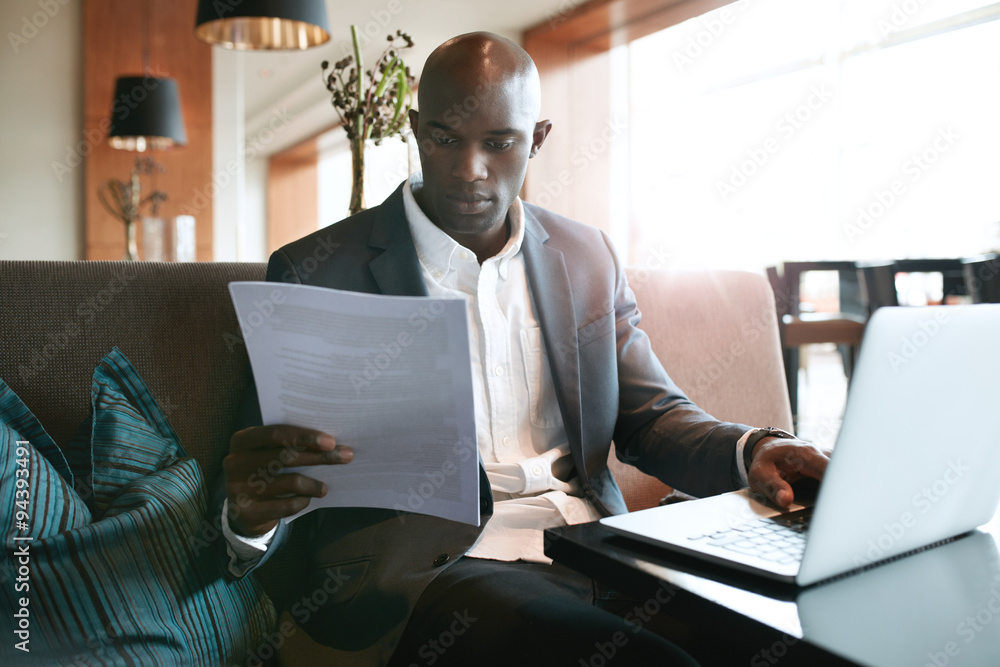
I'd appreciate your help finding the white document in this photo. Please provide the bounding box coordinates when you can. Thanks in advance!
[229,281,479,526]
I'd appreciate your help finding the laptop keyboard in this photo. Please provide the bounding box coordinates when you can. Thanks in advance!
[687,507,814,564]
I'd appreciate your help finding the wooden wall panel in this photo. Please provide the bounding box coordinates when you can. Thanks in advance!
[84,0,213,260]
[267,137,319,255]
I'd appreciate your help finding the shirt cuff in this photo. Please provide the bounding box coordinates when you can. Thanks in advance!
[221,498,278,577]
[735,429,755,486]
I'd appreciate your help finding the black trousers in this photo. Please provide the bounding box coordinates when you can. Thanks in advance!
[386,557,700,667]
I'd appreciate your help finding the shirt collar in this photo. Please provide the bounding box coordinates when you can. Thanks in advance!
[403,173,524,279]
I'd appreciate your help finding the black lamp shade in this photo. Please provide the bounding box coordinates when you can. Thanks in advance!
[108,76,187,151]
[195,0,330,50]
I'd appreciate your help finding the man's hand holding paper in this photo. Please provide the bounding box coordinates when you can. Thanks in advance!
[224,424,353,537]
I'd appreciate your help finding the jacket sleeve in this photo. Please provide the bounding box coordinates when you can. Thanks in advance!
[606,237,750,498]
[214,249,303,580]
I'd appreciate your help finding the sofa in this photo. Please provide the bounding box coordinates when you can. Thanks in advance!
[0,259,791,664]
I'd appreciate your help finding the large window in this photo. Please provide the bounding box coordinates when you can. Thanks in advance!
[528,0,1000,271]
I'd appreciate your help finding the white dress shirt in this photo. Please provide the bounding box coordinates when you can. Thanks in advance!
[402,173,601,563]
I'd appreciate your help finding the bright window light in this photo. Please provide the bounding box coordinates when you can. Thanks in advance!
[626,0,1000,271]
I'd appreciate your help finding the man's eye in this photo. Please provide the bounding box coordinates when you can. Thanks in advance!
[432,136,456,145]
[488,141,513,150]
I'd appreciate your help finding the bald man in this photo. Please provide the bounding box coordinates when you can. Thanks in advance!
[221,32,828,666]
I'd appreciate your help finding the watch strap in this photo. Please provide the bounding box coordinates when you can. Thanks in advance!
[743,427,796,471]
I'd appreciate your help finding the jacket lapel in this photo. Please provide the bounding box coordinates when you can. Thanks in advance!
[366,184,429,297]
[521,208,584,453]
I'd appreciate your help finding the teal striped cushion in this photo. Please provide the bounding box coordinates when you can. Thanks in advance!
[0,348,275,663]
[0,380,91,543]
[89,348,186,516]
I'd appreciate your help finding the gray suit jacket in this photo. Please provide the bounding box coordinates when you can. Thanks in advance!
[239,183,749,663]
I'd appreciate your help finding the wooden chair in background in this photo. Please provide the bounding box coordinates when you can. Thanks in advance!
[766,263,866,422]
[963,254,1000,303]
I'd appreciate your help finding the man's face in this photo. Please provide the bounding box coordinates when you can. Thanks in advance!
[409,76,547,242]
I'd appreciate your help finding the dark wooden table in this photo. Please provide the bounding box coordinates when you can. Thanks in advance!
[545,509,1000,666]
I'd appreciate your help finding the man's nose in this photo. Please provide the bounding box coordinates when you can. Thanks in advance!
[452,146,487,182]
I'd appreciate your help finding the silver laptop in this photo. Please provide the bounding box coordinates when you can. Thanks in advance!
[601,304,1000,586]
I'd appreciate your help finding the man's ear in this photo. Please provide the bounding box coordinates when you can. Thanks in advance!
[408,108,419,135]
[529,120,553,158]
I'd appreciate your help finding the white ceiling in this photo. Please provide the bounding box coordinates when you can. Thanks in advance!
[242,0,572,121]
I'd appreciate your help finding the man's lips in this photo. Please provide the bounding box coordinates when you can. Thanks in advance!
[446,193,492,214]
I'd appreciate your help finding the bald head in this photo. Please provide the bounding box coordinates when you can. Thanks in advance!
[419,32,542,123]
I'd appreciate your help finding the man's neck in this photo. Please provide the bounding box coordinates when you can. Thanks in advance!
[457,216,511,265]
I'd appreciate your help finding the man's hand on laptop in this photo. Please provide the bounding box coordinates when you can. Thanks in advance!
[224,425,353,536]
[748,437,830,509]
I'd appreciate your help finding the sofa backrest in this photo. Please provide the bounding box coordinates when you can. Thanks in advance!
[0,261,790,509]
[613,268,793,510]
[0,260,267,485]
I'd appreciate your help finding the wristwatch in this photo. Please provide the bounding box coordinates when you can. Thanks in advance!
[743,427,796,471]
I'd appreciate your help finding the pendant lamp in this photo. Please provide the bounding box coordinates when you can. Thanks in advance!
[195,0,331,50]
[108,0,187,151]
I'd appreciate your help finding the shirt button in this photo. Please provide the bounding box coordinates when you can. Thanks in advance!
[531,464,543,476]
[502,436,510,446]
[494,366,504,376]
[432,271,444,280]
[480,498,490,512]
[432,554,450,568]
[459,251,469,260]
